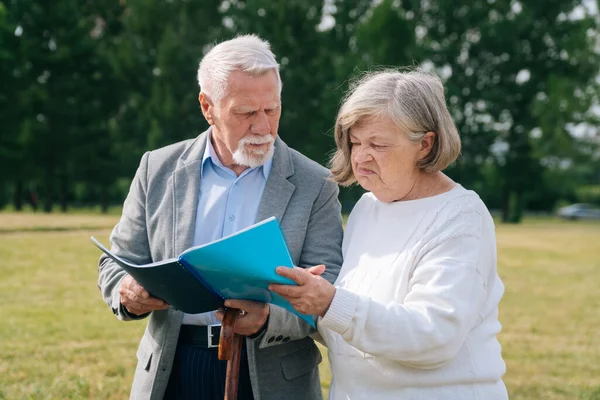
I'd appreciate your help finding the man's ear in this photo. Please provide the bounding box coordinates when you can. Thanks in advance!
[199,92,215,125]
[419,131,436,159]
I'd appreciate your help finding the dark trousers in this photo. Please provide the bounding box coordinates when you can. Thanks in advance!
[164,343,255,400]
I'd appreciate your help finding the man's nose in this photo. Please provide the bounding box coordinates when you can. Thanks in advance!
[250,112,271,135]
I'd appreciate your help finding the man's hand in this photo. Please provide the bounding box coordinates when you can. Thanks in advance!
[269,265,335,317]
[119,275,169,315]
[215,299,270,336]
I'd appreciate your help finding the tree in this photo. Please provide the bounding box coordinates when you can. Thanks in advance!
[416,0,600,222]
[0,0,597,215]
[3,0,128,211]
[349,0,599,221]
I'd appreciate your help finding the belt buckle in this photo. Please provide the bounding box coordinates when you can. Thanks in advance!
[207,324,220,348]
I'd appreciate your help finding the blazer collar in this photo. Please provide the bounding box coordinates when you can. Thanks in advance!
[255,137,296,224]
[177,129,210,168]
[172,129,295,255]
[270,136,294,179]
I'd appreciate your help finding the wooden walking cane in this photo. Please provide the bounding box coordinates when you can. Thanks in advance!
[218,308,244,400]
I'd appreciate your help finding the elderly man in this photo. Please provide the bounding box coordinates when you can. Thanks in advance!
[98,35,343,400]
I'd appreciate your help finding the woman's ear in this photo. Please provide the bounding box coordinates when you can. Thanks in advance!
[199,92,215,125]
[419,131,436,159]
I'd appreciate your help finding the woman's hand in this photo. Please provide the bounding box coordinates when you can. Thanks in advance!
[269,265,336,317]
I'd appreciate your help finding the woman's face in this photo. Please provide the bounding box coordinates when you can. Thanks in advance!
[349,115,424,203]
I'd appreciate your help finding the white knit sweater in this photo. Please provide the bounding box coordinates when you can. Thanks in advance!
[318,185,508,400]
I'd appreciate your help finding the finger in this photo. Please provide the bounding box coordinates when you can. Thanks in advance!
[129,279,151,299]
[137,295,167,307]
[125,303,169,315]
[232,311,268,336]
[306,264,326,276]
[224,299,267,311]
[269,284,306,299]
[275,266,309,285]
[120,275,134,293]
[125,306,145,316]
[123,289,166,307]
[124,301,150,315]
[123,298,168,313]
[269,283,289,296]
[232,319,255,336]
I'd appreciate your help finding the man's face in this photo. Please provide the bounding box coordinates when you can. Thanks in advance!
[200,69,281,168]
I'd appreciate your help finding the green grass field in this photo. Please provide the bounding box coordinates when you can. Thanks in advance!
[1,213,599,399]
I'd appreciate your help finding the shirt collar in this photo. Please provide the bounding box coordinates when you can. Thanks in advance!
[201,128,273,179]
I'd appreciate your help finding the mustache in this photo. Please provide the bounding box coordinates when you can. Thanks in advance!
[239,135,275,145]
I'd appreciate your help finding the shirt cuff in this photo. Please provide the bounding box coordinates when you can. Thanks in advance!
[318,287,358,335]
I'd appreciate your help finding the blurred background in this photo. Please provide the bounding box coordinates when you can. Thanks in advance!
[1,0,599,219]
[1,1,600,399]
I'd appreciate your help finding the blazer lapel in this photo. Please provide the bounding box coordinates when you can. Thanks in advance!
[256,137,295,223]
[171,133,295,249]
[172,131,209,256]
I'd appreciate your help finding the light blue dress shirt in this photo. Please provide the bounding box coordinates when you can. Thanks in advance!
[182,131,273,326]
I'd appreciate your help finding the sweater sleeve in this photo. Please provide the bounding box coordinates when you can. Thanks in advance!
[319,208,491,369]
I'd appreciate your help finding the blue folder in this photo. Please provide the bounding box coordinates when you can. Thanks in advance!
[91,217,314,327]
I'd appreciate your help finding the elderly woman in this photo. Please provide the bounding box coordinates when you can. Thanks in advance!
[270,70,508,399]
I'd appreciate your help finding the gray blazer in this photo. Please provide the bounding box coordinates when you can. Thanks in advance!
[98,130,343,400]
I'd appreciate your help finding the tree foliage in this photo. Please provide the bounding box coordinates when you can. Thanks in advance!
[1,0,598,219]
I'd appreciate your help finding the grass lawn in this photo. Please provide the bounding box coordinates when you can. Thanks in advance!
[0,213,599,399]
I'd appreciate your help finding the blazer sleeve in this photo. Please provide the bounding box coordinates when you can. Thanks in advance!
[97,151,153,321]
[256,177,344,348]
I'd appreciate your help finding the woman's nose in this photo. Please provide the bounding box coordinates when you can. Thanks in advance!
[352,146,372,163]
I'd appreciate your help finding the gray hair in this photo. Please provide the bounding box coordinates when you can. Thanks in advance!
[197,34,282,102]
[330,69,461,186]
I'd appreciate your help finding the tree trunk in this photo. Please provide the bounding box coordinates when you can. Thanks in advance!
[501,188,510,223]
[29,185,39,211]
[101,183,109,214]
[60,174,68,212]
[501,189,524,224]
[13,180,23,211]
[511,191,524,223]
[44,168,54,213]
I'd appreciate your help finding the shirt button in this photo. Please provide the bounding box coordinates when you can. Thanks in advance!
[229,215,235,221]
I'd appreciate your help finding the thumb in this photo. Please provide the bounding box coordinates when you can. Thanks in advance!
[306,264,326,276]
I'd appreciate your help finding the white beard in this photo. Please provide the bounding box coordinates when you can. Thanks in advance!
[232,134,275,168]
